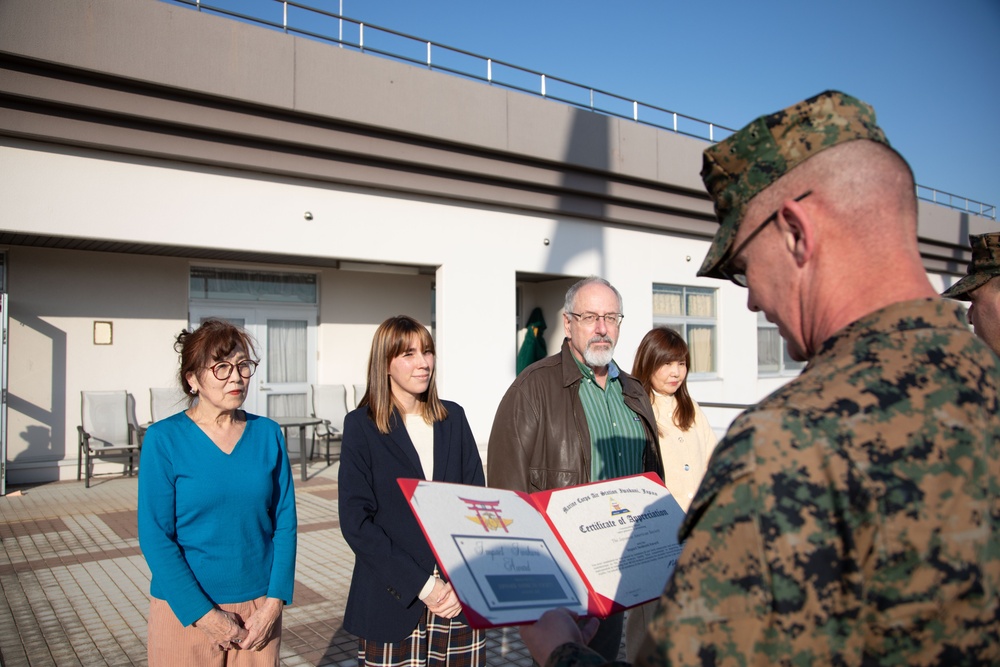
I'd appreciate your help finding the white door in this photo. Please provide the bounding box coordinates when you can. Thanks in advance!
[189,304,317,419]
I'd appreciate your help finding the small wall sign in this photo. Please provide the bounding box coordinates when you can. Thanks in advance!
[94,321,113,345]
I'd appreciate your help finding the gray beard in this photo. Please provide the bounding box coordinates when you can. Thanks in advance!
[583,345,614,369]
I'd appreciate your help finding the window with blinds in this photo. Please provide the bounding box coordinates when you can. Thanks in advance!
[652,284,716,375]
[757,312,806,376]
[189,267,317,304]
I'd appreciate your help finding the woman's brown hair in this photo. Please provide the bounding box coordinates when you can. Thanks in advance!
[175,318,258,405]
[361,315,447,434]
[631,327,695,433]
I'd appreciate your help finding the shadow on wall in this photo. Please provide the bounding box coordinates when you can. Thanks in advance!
[544,107,612,278]
[15,424,56,460]
[940,212,973,293]
[8,312,67,477]
[515,108,613,363]
[948,212,972,275]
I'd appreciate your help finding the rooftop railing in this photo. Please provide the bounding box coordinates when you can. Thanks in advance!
[916,186,996,221]
[168,0,997,221]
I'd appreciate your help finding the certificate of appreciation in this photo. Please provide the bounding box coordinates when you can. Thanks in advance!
[398,473,685,628]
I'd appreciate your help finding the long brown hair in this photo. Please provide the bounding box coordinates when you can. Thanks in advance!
[631,327,695,433]
[175,318,258,406]
[361,315,448,434]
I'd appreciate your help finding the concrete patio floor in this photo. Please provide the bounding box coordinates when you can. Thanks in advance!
[0,458,542,666]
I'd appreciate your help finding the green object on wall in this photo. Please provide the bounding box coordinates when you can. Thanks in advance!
[516,307,547,375]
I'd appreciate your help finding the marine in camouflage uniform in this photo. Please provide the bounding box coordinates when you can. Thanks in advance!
[627,298,1000,665]
[527,91,1000,666]
[941,232,1000,356]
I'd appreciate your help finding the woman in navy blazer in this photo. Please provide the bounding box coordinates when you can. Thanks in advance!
[339,315,486,666]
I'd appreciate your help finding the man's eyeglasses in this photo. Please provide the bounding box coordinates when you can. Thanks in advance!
[718,190,812,287]
[207,360,258,381]
[567,312,624,327]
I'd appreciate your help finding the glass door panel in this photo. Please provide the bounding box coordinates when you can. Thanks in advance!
[188,305,316,418]
[263,318,310,419]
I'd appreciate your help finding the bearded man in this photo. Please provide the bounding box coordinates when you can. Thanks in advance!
[487,275,663,662]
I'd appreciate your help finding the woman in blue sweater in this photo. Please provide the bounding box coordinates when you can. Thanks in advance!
[138,319,297,665]
[340,315,486,666]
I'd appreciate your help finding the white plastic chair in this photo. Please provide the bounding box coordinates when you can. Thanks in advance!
[150,386,188,423]
[310,384,349,465]
[353,383,367,409]
[77,391,141,488]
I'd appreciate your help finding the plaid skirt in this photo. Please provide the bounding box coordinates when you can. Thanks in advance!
[358,607,484,667]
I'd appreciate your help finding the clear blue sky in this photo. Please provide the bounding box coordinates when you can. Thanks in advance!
[183,0,1000,216]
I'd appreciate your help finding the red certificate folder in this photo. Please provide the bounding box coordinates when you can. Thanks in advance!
[398,472,685,628]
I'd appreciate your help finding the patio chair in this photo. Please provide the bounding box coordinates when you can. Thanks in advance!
[311,384,349,465]
[77,390,142,488]
[352,383,367,409]
[150,386,188,423]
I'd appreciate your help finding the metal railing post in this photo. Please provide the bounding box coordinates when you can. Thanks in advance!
[487,59,492,83]
[541,74,546,97]
[426,42,432,68]
[283,2,288,33]
[633,101,638,122]
[359,23,364,51]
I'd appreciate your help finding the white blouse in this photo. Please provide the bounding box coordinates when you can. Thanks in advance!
[651,390,718,512]
[404,413,435,481]
[404,413,441,601]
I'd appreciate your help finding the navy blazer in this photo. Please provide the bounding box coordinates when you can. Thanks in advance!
[339,400,486,643]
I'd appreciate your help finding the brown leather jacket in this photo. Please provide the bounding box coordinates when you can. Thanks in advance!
[487,338,663,493]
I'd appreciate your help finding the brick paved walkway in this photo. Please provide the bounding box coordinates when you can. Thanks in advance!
[0,460,537,666]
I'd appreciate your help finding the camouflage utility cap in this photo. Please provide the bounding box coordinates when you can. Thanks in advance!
[942,232,1000,300]
[698,90,892,279]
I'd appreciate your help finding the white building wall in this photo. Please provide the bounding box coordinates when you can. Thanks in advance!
[6,247,189,481]
[7,140,977,486]
[315,267,432,384]
[6,141,781,483]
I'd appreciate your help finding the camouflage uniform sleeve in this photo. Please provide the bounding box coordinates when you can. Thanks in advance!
[638,405,873,666]
[639,418,771,666]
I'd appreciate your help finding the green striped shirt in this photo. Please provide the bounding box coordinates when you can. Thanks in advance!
[573,356,647,481]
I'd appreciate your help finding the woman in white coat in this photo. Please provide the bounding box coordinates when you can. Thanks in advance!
[624,326,718,662]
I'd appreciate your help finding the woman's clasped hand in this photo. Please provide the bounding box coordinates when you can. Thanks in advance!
[421,578,463,619]
[194,607,246,650]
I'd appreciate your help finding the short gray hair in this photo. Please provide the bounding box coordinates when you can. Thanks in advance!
[564,276,623,315]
